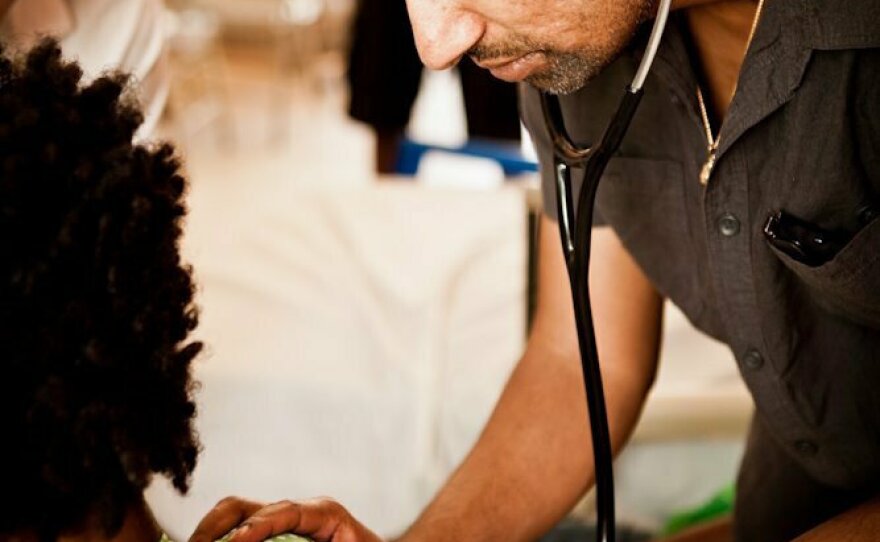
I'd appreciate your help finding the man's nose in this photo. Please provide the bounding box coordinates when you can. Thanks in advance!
[406,0,484,70]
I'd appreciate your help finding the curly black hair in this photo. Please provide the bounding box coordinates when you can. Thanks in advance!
[0,40,202,539]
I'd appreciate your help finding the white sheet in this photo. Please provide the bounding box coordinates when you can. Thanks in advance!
[146,184,527,539]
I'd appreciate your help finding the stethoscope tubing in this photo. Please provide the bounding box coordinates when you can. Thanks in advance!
[540,1,671,541]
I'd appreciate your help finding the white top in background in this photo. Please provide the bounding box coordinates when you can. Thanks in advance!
[0,0,170,138]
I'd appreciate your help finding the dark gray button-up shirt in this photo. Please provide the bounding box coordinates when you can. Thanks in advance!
[521,0,880,494]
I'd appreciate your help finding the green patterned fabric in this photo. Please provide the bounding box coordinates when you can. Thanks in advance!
[160,532,311,542]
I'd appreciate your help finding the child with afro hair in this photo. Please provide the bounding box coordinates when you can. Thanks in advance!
[0,38,201,541]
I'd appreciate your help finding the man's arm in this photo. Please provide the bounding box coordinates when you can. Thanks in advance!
[793,498,880,542]
[190,216,664,542]
[397,216,663,541]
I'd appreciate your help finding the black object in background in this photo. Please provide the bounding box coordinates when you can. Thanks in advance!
[346,0,521,161]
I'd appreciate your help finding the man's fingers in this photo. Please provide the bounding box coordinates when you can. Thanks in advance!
[189,496,266,542]
[229,499,346,542]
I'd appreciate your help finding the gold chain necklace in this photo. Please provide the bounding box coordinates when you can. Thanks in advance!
[697,0,767,186]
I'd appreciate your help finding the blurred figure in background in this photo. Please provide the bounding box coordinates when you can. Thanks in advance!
[0,0,169,138]
[346,0,520,174]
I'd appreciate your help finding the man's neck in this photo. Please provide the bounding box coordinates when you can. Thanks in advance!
[682,0,761,123]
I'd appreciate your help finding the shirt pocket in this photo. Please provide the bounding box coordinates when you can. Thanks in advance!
[768,216,880,329]
[596,157,705,321]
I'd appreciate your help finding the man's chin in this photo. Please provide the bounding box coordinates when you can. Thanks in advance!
[523,55,606,95]
[525,72,591,96]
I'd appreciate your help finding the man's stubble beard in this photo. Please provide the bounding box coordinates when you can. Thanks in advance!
[525,49,605,95]
[525,0,659,95]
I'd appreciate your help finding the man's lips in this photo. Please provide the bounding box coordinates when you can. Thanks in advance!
[473,52,545,82]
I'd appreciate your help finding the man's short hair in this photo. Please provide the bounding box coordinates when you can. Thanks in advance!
[0,39,201,539]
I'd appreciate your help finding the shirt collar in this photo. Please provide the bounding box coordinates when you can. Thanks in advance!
[643,0,877,159]
[804,0,880,50]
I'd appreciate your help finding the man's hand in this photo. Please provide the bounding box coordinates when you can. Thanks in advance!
[189,497,384,542]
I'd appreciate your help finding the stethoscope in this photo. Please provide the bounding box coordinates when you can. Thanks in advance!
[538,1,671,541]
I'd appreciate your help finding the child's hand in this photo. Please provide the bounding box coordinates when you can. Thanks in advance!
[189,496,384,542]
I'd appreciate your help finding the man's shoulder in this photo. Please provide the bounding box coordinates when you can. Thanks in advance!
[799,0,880,49]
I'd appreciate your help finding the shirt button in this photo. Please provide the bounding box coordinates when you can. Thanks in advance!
[795,440,819,456]
[718,214,741,237]
[743,349,764,370]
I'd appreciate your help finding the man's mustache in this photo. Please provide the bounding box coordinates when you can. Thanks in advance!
[467,43,536,63]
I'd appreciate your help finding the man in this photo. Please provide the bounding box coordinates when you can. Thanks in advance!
[190,0,880,540]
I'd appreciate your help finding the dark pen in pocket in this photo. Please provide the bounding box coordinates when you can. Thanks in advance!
[763,210,863,267]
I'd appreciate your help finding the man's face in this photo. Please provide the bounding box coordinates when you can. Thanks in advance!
[406,0,657,94]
